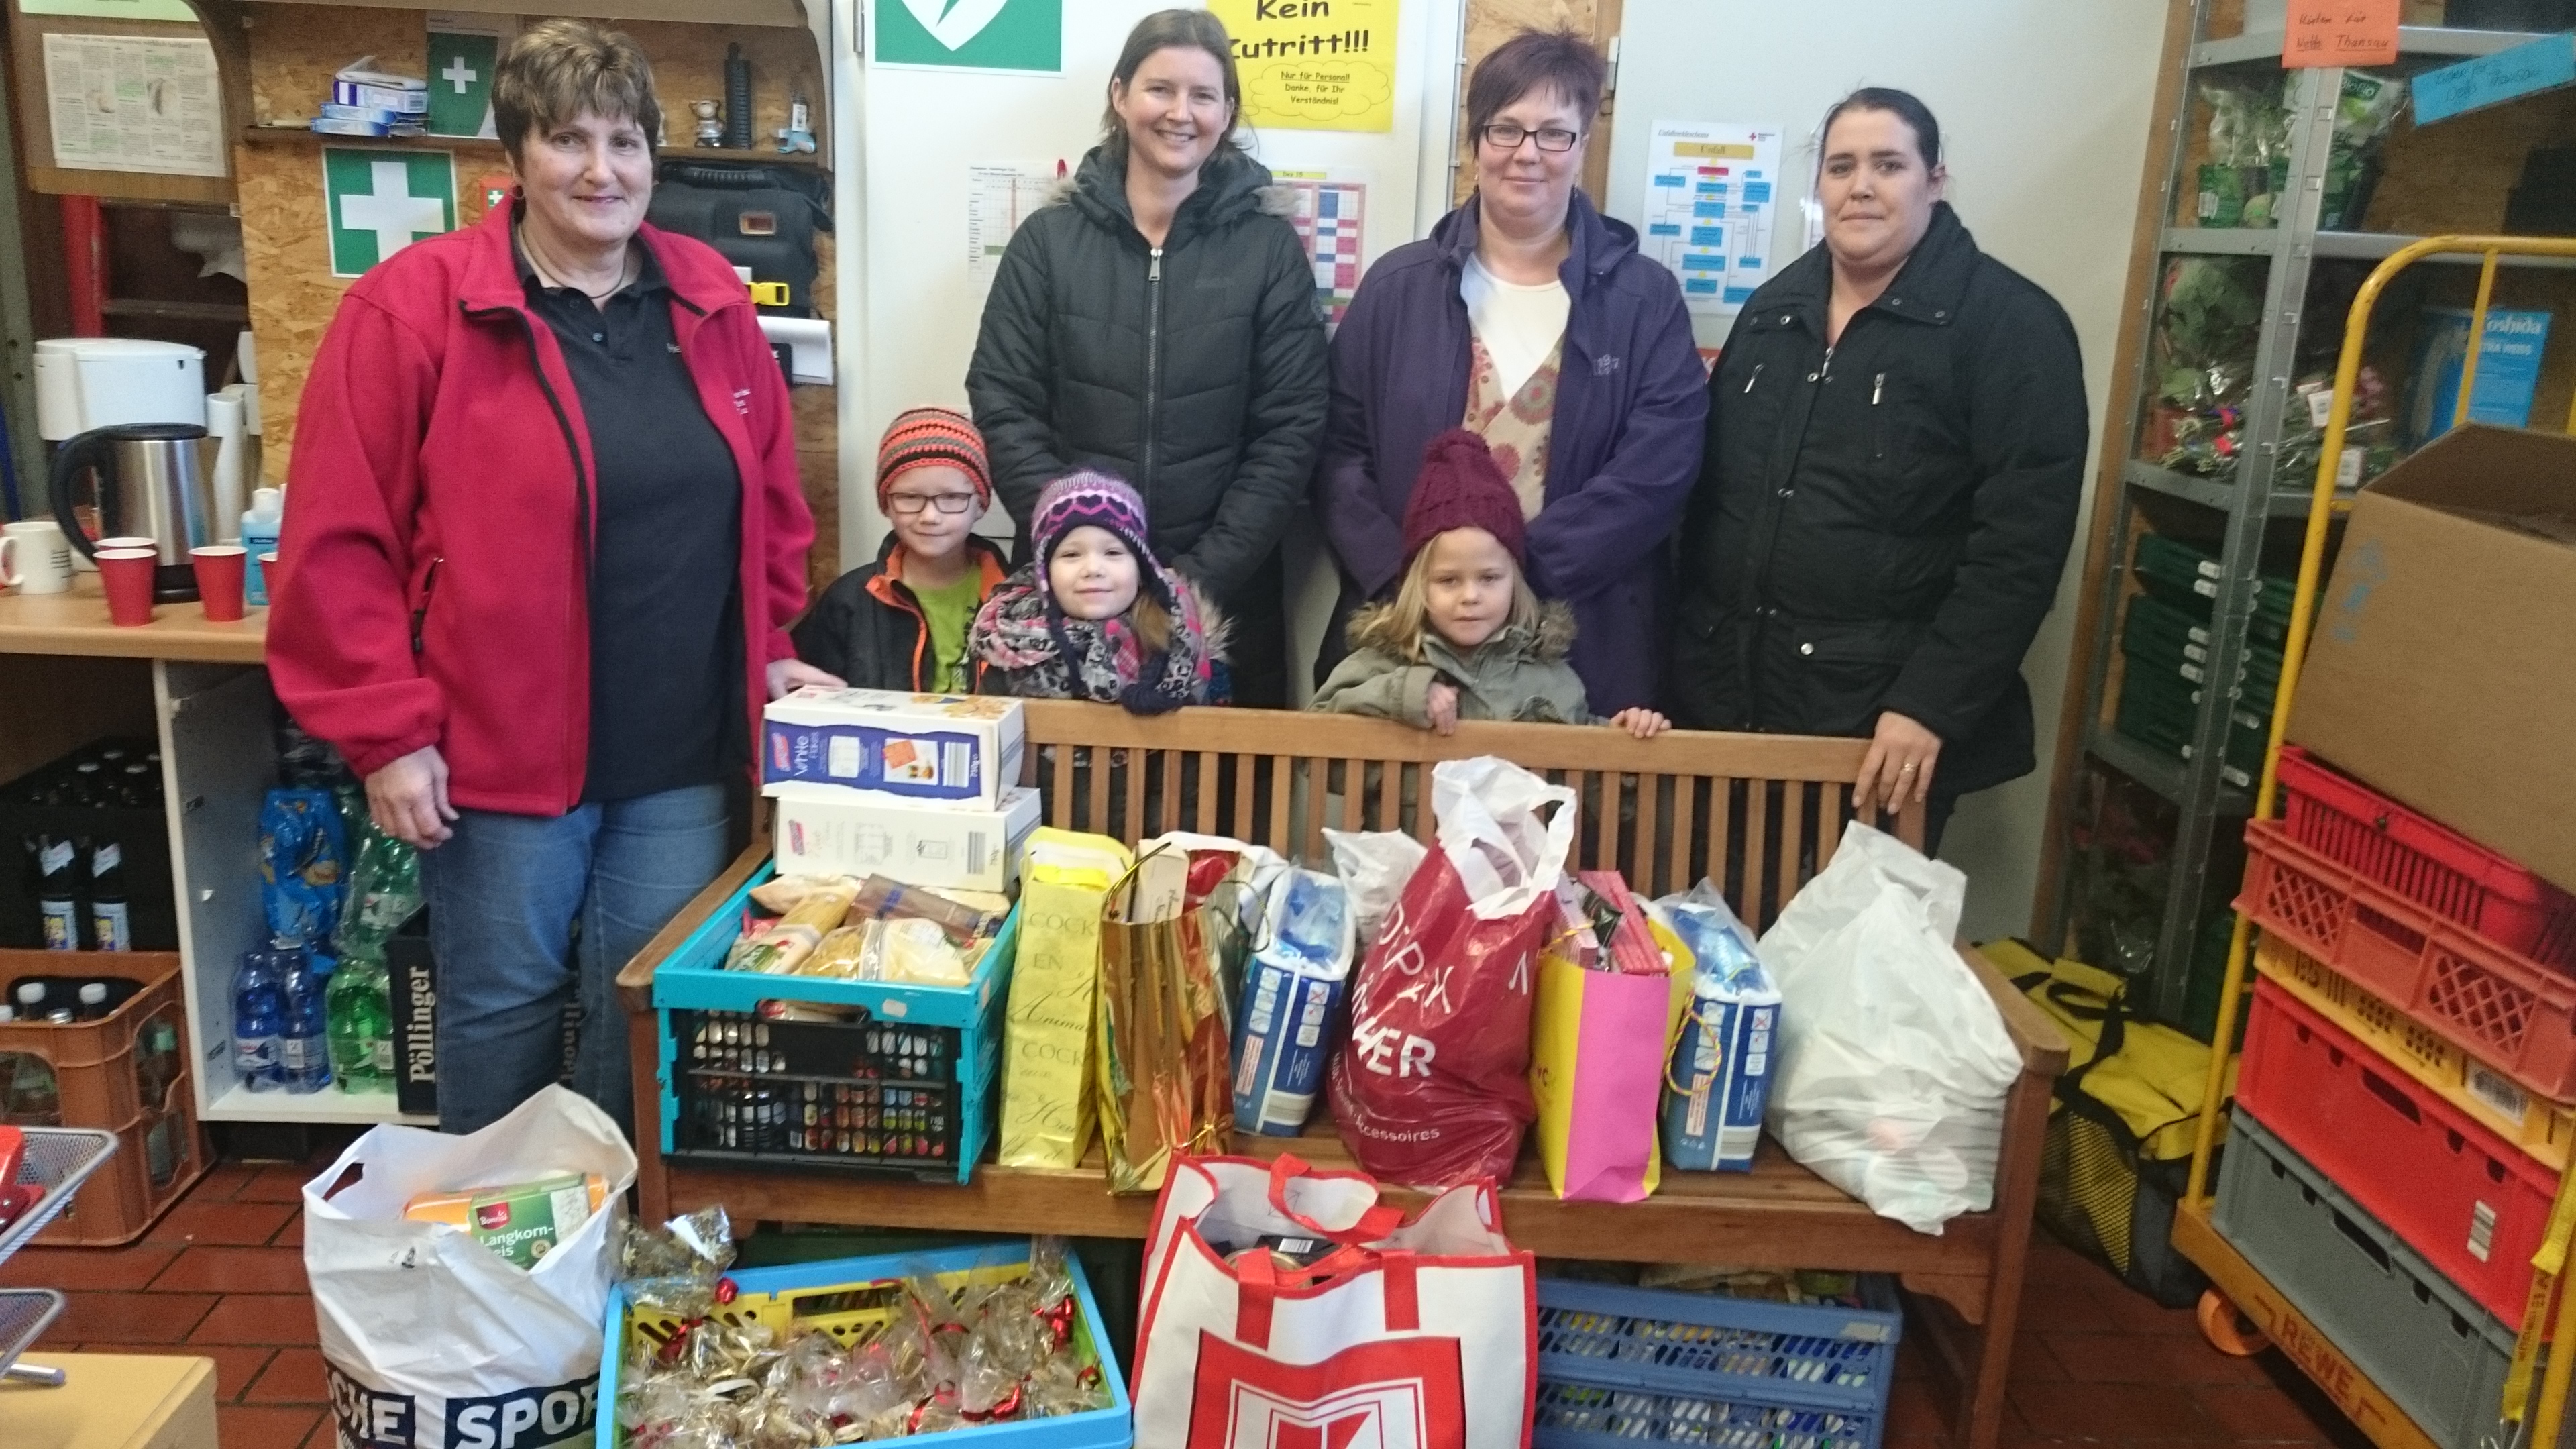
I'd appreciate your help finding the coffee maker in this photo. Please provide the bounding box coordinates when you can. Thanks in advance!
[38,339,211,602]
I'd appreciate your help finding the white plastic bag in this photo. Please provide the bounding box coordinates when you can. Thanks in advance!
[1323,828,1427,946]
[1757,824,2019,1234]
[305,1085,639,1449]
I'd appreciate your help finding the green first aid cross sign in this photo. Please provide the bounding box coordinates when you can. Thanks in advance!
[323,149,458,277]
[874,0,1061,73]
[427,25,501,138]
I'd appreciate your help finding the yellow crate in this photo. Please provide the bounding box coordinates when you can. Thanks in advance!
[624,1259,1028,1364]
[2253,933,2576,1172]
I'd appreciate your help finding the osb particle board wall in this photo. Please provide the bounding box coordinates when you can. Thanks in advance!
[233,3,845,586]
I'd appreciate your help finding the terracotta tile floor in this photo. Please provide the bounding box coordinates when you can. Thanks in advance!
[3,1144,2374,1449]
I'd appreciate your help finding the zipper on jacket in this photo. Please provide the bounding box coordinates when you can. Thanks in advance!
[410,556,444,654]
[464,299,596,807]
[1142,246,1165,503]
[1742,362,1764,395]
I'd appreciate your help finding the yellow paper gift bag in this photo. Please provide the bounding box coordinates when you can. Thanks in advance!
[1529,893,1693,1203]
[997,828,1131,1169]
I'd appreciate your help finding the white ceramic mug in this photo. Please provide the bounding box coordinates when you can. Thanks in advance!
[0,519,75,594]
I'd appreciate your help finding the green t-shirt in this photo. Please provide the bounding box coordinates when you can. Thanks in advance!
[914,570,987,693]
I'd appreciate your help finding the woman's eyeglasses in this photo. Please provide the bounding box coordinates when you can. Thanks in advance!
[1481,123,1580,154]
[887,494,978,516]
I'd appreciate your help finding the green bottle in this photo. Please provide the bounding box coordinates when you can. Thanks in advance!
[327,953,396,1091]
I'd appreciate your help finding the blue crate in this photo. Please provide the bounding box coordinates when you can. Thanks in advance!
[596,1241,1134,1449]
[1534,1275,1900,1449]
[652,863,1013,1183]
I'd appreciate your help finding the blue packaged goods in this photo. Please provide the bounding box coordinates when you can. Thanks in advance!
[2406,306,2551,444]
[1655,888,1782,1172]
[258,788,347,947]
[330,60,429,114]
[233,944,292,1093]
[762,688,1025,809]
[1230,867,1354,1134]
[278,948,333,1094]
[319,102,404,124]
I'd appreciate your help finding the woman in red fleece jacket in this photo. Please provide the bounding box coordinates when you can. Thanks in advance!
[268,21,837,1134]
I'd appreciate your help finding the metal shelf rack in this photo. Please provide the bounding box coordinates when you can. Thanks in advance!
[2041,0,2568,1024]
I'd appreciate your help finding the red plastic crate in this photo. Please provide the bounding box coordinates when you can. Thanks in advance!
[2239,820,2576,1101]
[2238,979,2555,1324]
[2278,747,2576,969]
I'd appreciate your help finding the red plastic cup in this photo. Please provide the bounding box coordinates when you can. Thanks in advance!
[191,545,247,621]
[258,551,282,608]
[96,548,157,627]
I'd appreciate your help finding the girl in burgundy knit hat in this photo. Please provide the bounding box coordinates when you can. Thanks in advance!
[1313,431,1669,738]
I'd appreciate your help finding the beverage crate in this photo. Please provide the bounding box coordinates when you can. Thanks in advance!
[0,950,186,1127]
[2253,934,2576,1171]
[2214,1109,2541,1449]
[2277,747,2576,970]
[2236,979,2554,1322]
[594,1240,1133,1449]
[651,865,1013,1185]
[1532,1275,1900,1449]
[2239,819,2576,1100]
[37,1067,205,1246]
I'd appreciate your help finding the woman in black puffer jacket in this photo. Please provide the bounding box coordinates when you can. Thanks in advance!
[966,9,1328,708]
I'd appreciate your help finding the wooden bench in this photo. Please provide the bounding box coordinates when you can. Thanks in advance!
[618,701,2070,1449]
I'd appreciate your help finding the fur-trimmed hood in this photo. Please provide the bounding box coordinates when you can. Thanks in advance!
[1346,598,1576,666]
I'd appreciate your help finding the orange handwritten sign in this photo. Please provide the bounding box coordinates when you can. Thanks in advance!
[2285,0,2399,68]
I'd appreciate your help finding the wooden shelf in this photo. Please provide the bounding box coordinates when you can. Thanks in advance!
[239,124,823,166]
[0,576,266,665]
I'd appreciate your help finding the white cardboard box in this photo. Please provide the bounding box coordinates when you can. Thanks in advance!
[762,688,1025,810]
[771,784,1042,893]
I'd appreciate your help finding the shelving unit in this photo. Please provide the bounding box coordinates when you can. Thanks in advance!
[2039,0,2574,1026]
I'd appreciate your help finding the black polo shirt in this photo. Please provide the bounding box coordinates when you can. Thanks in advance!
[518,230,744,803]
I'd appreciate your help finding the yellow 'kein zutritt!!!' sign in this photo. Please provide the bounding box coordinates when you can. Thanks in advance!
[1210,0,1397,133]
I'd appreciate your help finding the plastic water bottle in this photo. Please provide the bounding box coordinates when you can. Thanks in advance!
[231,945,288,1093]
[277,949,332,1094]
[327,953,395,1092]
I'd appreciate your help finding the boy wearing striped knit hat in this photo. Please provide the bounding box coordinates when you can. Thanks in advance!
[792,407,1008,692]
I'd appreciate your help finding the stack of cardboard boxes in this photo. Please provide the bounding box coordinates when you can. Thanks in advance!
[761,688,1043,894]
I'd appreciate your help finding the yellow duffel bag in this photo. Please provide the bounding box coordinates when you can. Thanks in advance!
[1986,938,2237,1307]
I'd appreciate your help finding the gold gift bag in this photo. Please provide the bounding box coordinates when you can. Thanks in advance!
[996,828,1131,1169]
[1097,847,1236,1194]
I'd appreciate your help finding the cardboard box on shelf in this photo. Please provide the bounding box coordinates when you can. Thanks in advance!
[770,784,1042,894]
[761,689,1025,810]
[2288,425,2576,895]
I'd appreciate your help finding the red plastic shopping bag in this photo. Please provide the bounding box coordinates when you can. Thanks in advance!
[1132,1153,1536,1449]
[1327,758,1576,1187]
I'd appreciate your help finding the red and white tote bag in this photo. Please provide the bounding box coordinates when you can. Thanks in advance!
[1132,1154,1537,1449]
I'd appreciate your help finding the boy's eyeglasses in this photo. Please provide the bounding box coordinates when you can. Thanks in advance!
[1481,123,1580,153]
[887,494,978,516]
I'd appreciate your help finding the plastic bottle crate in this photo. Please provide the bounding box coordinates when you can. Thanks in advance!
[2239,820,2576,1100]
[2253,933,2576,1171]
[2277,747,2576,970]
[2236,979,2555,1322]
[650,865,1014,1185]
[36,1067,204,1246]
[2214,1108,2554,1449]
[1533,1275,1900,1449]
[0,950,187,1128]
[594,1240,1133,1449]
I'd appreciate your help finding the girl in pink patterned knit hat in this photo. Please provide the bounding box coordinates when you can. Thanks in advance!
[970,469,1228,711]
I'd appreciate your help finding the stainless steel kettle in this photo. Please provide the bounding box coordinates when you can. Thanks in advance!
[50,422,214,602]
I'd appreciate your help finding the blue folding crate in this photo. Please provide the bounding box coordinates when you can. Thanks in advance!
[652,863,1014,1183]
[596,1240,1134,1449]
[1534,1275,1901,1449]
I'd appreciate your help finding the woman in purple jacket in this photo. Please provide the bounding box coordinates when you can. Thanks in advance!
[1313,28,1706,712]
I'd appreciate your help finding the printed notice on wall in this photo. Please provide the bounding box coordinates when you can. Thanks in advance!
[968,162,1061,290]
[1642,121,1784,317]
[44,33,225,177]
[1208,0,1397,133]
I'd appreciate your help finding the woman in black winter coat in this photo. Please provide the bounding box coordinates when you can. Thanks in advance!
[965,9,1330,708]
[1668,88,2090,852]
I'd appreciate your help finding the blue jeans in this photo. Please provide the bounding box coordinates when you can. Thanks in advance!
[423,782,729,1135]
